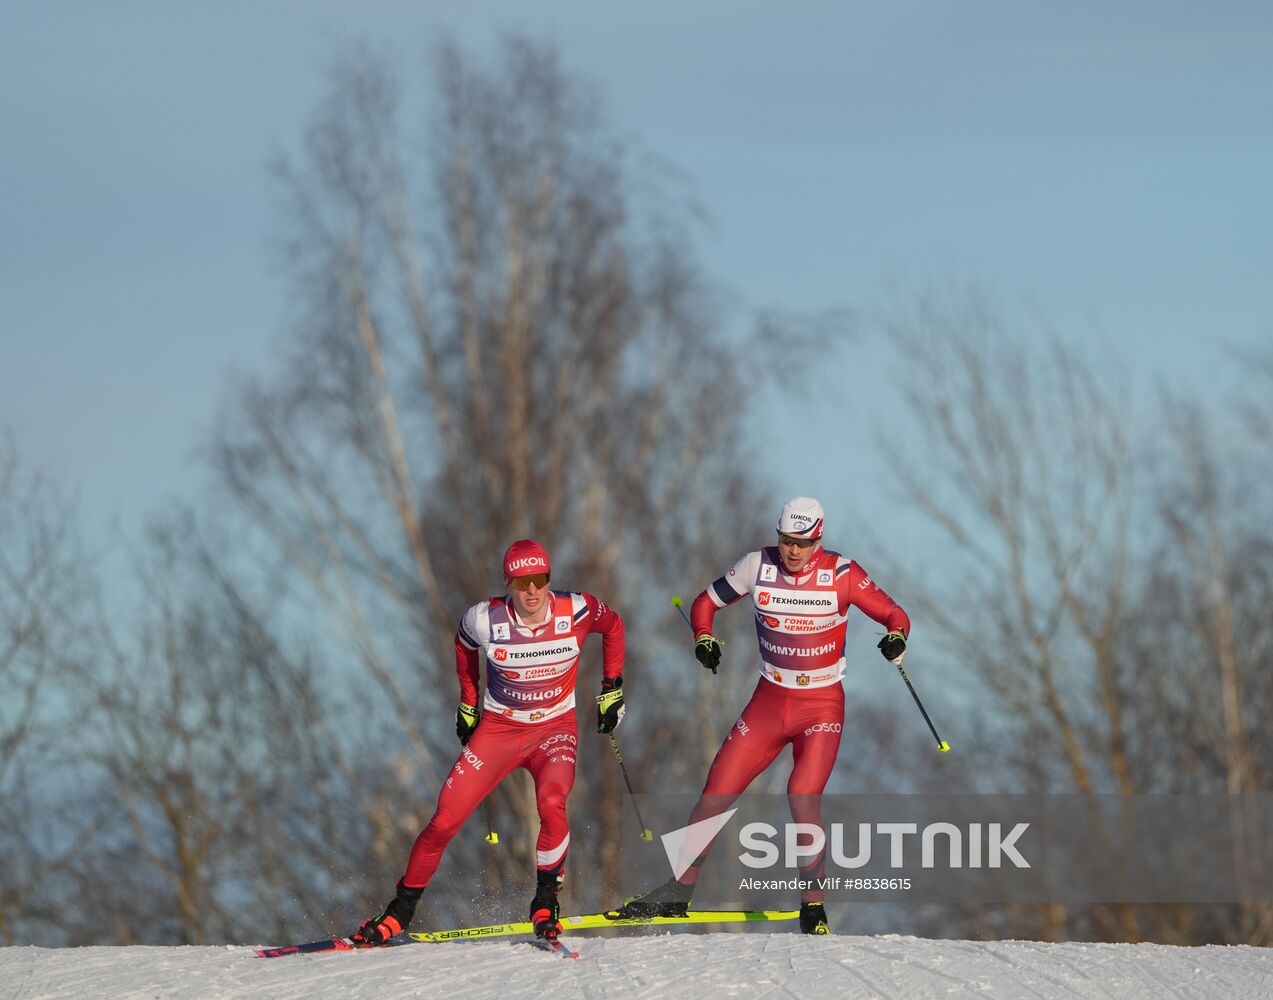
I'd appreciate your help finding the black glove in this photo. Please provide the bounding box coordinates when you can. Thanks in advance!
[694,634,722,671]
[878,630,907,664]
[456,702,480,744]
[597,676,625,734]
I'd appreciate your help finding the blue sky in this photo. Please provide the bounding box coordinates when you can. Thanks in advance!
[2,1,1271,557]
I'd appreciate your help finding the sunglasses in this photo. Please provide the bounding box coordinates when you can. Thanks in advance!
[509,573,551,591]
[778,533,818,549]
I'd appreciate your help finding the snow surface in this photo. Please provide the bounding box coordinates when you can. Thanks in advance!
[3,932,1272,1000]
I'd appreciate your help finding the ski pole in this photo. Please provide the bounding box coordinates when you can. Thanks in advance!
[671,594,716,674]
[893,661,951,753]
[482,800,500,845]
[466,727,499,843]
[609,735,654,840]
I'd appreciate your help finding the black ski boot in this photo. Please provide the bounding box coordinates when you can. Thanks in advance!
[616,877,694,919]
[352,879,424,946]
[529,870,564,941]
[800,901,829,935]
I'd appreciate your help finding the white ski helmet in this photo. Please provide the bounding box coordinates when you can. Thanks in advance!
[777,496,825,539]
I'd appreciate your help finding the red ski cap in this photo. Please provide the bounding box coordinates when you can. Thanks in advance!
[503,539,551,583]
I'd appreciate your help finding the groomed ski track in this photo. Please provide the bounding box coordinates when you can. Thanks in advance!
[4,932,1271,1000]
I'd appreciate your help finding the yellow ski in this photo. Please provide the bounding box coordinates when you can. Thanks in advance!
[409,909,799,942]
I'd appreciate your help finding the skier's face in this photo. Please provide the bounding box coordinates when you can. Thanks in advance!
[777,532,819,575]
[510,573,551,622]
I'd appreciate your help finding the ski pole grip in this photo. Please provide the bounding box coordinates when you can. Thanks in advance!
[673,595,717,674]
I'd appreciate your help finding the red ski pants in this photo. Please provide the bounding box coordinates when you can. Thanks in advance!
[681,679,844,902]
[402,711,577,888]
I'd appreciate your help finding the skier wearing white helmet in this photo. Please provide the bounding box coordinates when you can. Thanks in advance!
[618,497,910,935]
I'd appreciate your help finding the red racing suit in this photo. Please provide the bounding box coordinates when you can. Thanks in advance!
[681,546,909,901]
[400,591,624,888]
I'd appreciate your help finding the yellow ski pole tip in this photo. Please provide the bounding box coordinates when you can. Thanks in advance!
[937,741,951,753]
[670,595,683,608]
[486,832,500,844]
[641,829,654,841]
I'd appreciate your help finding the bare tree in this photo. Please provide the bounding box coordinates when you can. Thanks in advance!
[876,292,1273,944]
[0,438,99,944]
[874,289,1149,941]
[878,290,1138,796]
[205,35,764,931]
[1124,386,1273,945]
[58,512,382,945]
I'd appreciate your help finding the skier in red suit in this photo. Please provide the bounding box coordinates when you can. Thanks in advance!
[619,497,910,935]
[353,539,626,945]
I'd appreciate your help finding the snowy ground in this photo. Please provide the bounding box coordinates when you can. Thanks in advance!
[3,932,1272,1000]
